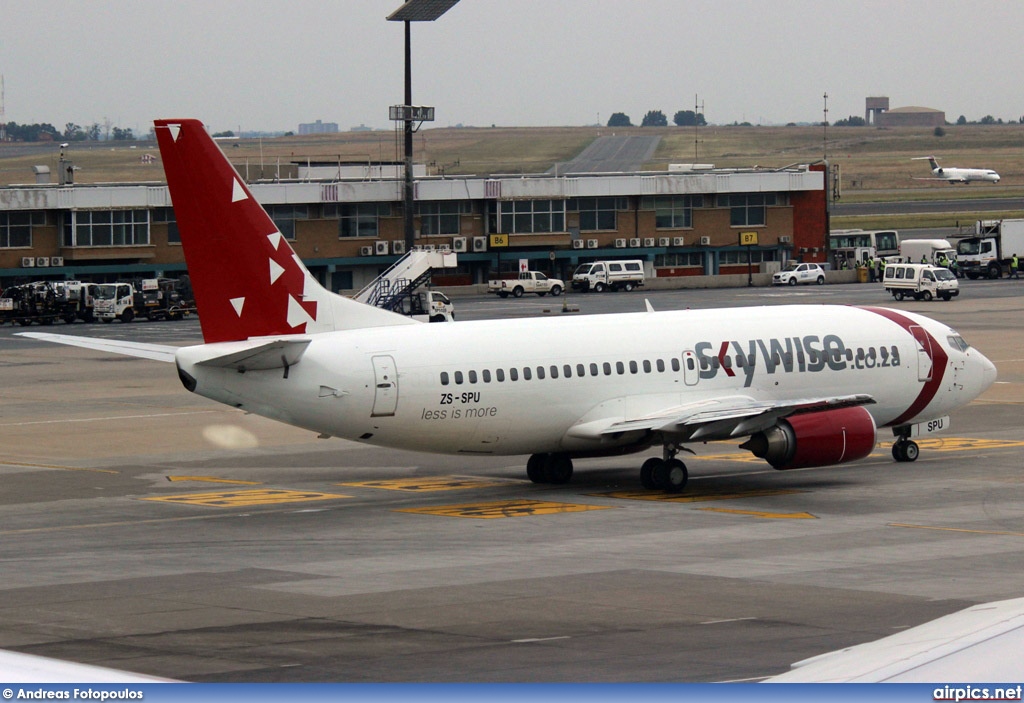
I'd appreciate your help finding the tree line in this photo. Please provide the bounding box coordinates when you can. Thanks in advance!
[607,110,707,128]
[2,121,137,142]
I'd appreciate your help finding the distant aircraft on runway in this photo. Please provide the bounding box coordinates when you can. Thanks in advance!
[913,156,1000,183]
[19,119,998,494]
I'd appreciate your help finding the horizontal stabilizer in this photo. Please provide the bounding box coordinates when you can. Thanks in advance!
[195,338,311,372]
[16,332,177,363]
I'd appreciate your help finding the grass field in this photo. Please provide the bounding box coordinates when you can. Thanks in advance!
[3,123,1023,227]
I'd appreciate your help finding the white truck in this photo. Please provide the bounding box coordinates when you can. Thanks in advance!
[955,219,1024,279]
[399,290,454,322]
[883,263,959,301]
[93,278,193,323]
[487,271,565,298]
[898,239,957,266]
[571,260,645,292]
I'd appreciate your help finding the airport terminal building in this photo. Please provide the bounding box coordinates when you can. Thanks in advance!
[0,161,826,291]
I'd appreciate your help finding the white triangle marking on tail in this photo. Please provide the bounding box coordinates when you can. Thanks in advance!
[230,297,245,317]
[232,178,248,203]
[269,259,285,285]
[287,294,315,329]
[168,124,181,142]
[267,232,283,250]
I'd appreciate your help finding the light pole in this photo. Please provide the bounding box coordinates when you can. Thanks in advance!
[387,0,461,254]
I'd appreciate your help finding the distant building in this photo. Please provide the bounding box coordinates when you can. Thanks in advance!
[866,98,945,128]
[298,120,339,135]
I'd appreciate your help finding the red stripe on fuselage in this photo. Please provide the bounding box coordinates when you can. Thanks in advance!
[862,306,948,426]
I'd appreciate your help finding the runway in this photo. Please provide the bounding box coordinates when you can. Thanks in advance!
[1,282,1022,682]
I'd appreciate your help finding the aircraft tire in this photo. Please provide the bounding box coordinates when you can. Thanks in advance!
[526,454,546,483]
[543,453,573,484]
[892,439,920,462]
[640,458,661,490]
[661,459,688,493]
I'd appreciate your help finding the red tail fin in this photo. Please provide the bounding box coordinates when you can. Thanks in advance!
[154,119,410,343]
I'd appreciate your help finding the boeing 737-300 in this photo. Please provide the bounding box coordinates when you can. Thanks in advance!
[913,156,1000,183]
[21,119,998,493]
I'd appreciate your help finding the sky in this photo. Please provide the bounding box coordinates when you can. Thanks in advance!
[2,0,1023,136]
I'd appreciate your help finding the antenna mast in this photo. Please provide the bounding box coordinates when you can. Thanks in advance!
[0,75,6,142]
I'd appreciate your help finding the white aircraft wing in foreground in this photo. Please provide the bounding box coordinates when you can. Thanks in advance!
[20,119,997,493]
[768,597,1024,682]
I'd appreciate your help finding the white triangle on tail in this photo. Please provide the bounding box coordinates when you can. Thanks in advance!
[267,232,283,250]
[229,297,245,317]
[287,294,316,329]
[269,259,285,285]
[168,124,181,142]
[232,178,248,203]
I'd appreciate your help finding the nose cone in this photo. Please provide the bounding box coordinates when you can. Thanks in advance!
[979,351,998,391]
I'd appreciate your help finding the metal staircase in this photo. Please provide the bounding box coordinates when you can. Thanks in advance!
[354,248,457,313]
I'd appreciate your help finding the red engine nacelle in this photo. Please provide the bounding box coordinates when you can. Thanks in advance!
[740,406,877,470]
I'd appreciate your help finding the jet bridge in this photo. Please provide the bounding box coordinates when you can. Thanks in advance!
[354,248,457,314]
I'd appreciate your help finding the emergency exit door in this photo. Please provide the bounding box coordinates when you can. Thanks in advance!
[371,355,398,417]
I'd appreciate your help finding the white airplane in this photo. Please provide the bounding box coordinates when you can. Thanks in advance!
[21,119,998,492]
[913,156,1000,183]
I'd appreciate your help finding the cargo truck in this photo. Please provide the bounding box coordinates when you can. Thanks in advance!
[956,219,1024,279]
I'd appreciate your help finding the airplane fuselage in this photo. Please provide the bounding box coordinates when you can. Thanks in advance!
[176,304,994,457]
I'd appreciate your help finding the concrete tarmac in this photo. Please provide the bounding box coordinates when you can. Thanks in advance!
[1,282,1022,682]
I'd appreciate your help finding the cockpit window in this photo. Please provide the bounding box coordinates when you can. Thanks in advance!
[947,335,970,352]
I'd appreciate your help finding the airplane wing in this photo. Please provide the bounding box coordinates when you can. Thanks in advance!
[16,332,178,363]
[767,597,1024,682]
[0,648,175,683]
[567,394,874,442]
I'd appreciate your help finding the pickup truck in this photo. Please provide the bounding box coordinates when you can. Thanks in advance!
[487,271,564,298]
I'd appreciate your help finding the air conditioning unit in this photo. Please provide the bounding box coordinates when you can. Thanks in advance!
[360,245,374,256]
[643,238,655,247]
[614,239,627,248]
[658,237,671,247]
[391,240,406,255]
[699,236,711,246]
[36,257,50,267]
[586,239,599,249]
[21,257,35,268]
[629,238,641,248]
[452,236,468,252]
[438,245,451,254]
[472,236,487,252]
[672,237,685,246]
[374,240,389,256]
[779,235,791,243]
[571,239,584,249]
[50,256,64,267]
[423,244,435,252]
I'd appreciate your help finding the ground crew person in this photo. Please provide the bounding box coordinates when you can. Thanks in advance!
[1012,254,1020,279]
[867,256,875,282]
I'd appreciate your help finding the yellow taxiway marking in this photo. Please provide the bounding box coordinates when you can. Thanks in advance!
[0,460,119,474]
[602,488,803,503]
[396,499,614,519]
[889,523,1024,538]
[166,476,262,485]
[339,476,511,492]
[143,489,350,507]
[698,507,817,520]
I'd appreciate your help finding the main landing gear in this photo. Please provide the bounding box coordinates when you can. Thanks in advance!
[639,445,688,493]
[526,452,574,484]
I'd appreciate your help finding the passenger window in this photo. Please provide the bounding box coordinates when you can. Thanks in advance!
[496,369,505,382]
[576,364,586,377]
[629,360,638,374]
[482,370,491,383]
[616,361,625,375]
[656,359,665,372]
[523,367,532,381]
[440,372,450,386]
[643,360,652,373]
[603,362,612,375]
[454,371,464,385]
[536,366,546,380]
[686,357,696,371]
[510,368,519,381]
[672,358,681,372]
[590,363,599,376]
[468,370,478,383]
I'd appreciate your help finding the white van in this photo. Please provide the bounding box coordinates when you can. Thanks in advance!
[883,263,959,301]
[571,260,645,292]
